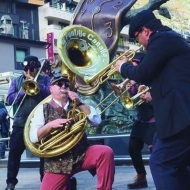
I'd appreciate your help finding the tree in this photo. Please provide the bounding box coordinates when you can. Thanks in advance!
[121,0,170,28]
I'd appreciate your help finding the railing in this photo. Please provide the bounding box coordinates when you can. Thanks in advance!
[50,3,76,14]
[0,134,151,163]
[0,137,10,142]
[88,133,130,139]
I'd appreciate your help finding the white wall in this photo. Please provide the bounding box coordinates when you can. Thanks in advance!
[0,43,15,72]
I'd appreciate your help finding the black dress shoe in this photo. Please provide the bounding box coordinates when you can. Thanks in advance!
[127,174,148,189]
[70,177,77,190]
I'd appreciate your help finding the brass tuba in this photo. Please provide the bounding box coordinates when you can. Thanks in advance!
[57,25,142,94]
[57,25,110,95]
[24,95,87,158]
[23,25,109,158]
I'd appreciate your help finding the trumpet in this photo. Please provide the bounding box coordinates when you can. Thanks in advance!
[121,86,150,109]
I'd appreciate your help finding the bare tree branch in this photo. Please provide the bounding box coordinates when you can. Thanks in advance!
[121,0,170,28]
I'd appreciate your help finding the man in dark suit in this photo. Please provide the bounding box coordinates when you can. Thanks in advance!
[114,10,190,190]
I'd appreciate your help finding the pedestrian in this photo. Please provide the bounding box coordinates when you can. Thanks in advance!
[126,53,156,189]
[41,59,52,77]
[5,55,50,190]
[0,100,9,159]
[29,75,115,190]
[114,10,190,190]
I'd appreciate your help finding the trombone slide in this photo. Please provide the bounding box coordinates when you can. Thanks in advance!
[84,46,142,85]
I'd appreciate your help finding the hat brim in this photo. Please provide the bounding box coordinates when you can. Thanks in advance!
[50,76,69,85]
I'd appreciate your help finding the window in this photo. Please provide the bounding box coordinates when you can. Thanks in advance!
[58,22,68,29]
[48,20,53,25]
[118,36,124,49]
[0,2,14,13]
[14,46,29,70]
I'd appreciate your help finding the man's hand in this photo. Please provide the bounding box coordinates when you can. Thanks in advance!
[141,91,152,102]
[24,71,34,80]
[114,57,128,72]
[67,91,80,102]
[49,118,71,129]
[126,81,135,89]
[138,85,152,102]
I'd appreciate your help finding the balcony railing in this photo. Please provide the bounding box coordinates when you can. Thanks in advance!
[40,3,72,23]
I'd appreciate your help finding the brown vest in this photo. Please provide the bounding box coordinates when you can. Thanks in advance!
[43,100,89,174]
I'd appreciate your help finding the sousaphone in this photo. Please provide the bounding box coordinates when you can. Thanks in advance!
[24,95,87,158]
[57,25,110,95]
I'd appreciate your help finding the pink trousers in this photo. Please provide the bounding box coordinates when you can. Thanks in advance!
[41,145,115,190]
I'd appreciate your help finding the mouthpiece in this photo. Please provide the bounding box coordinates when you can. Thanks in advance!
[61,89,68,94]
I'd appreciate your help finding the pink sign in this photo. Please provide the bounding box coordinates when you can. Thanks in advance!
[47,32,54,62]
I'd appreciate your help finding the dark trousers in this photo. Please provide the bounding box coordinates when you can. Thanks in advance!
[6,127,25,185]
[40,157,44,181]
[128,121,156,175]
[150,126,190,190]
[0,132,6,158]
[128,136,147,174]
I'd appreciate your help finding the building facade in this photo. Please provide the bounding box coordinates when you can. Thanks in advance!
[0,0,48,73]
[38,0,130,63]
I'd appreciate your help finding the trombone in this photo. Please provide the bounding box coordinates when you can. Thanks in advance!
[84,46,143,85]
[95,78,136,114]
[121,86,150,109]
[7,58,46,119]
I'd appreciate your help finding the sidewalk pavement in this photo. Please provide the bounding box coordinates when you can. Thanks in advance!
[0,165,156,190]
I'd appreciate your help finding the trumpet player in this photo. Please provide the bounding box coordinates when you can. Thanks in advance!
[5,55,50,190]
[115,10,190,190]
[125,53,156,189]
[29,75,115,190]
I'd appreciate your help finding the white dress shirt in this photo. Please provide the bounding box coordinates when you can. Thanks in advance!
[30,99,102,143]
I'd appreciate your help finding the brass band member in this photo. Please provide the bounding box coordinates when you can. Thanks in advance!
[126,53,156,189]
[115,10,190,190]
[5,55,50,190]
[41,59,52,77]
[29,75,115,190]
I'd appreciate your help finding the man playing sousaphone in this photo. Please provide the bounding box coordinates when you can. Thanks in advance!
[5,55,50,190]
[29,75,115,190]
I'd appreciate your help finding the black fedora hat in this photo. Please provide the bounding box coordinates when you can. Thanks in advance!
[129,10,157,38]
[23,55,41,68]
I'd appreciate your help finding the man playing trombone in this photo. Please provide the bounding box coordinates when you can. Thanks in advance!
[124,52,156,189]
[5,55,50,190]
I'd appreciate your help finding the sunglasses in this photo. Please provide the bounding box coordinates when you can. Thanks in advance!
[54,80,69,88]
[24,67,35,72]
[134,28,143,42]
